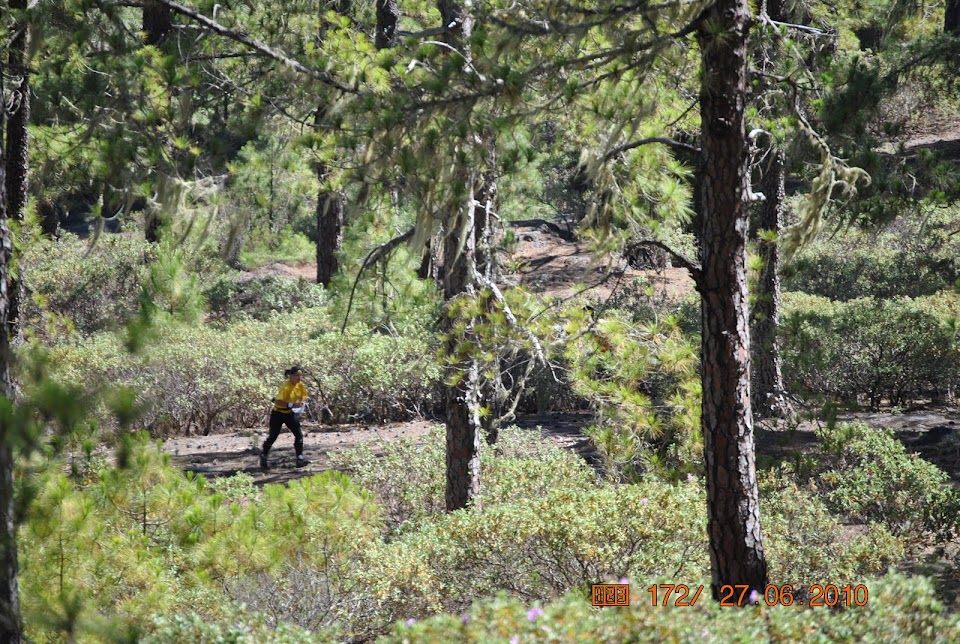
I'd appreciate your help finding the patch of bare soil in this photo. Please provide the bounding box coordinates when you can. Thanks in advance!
[239,261,317,283]
[163,412,600,485]
[507,220,694,301]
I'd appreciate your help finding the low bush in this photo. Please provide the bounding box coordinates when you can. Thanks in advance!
[783,244,960,301]
[22,233,158,338]
[19,434,380,643]
[811,421,959,545]
[781,292,960,406]
[205,275,327,320]
[19,427,910,643]
[384,572,960,643]
[329,426,902,629]
[46,309,442,434]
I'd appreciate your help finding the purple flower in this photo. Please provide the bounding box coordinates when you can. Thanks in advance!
[510,637,520,644]
[687,473,696,483]
[748,590,760,606]
[619,577,628,584]
[641,497,649,505]
[461,614,470,625]
[405,618,415,627]
[527,607,544,622]
[701,627,709,637]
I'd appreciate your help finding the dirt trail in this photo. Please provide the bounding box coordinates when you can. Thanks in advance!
[164,407,960,486]
[164,412,599,485]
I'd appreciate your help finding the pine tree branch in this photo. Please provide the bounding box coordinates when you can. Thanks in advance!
[108,0,358,94]
[341,228,415,333]
[626,240,702,286]
[603,136,700,160]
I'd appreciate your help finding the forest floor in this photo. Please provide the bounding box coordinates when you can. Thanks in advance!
[164,406,960,485]
[180,220,960,486]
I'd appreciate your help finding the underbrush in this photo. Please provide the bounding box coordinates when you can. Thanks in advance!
[20,426,918,643]
[45,308,442,434]
[781,291,960,406]
[383,572,959,643]
[796,421,960,547]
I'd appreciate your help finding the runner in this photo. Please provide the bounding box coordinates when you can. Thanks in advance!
[260,365,309,469]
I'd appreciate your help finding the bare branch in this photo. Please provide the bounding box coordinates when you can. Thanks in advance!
[626,240,701,286]
[341,228,415,332]
[603,136,700,161]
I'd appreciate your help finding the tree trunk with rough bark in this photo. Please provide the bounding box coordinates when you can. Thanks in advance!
[474,161,503,444]
[751,150,790,419]
[0,65,23,644]
[315,170,344,288]
[444,185,481,510]
[947,0,960,34]
[375,0,400,49]
[6,0,29,344]
[697,0,769,599]
[143,1,172,45]
[439,0,484,510]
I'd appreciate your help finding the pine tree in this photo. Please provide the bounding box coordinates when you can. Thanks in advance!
[696,0,769,597]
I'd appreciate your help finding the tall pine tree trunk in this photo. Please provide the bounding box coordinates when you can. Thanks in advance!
[947,0,960,34]
[315,166,344,287]
[143,1,172,244]
[697,0,768,598]
[439,0,483,511]
[474,158,502,445]
[0,65,23,644]
[314,5,350,288]
[444,186,481,510]
[143,1,172,45]
[6,0,29,343]
[751,150,789,418]
[375,0,399,49]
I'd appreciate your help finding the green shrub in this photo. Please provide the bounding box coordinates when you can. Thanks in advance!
[22,233,158,338]
[330,425,595,533]
[20,435,379,642]
[760,469,905,587]
[383,572,960,643]
[783,244,960,301]
[333,427,903,628]
[781,293,960,406]
[205,275,327,320]
[239,227,316,270]
[812,421,958,544]
[45,309,442,434]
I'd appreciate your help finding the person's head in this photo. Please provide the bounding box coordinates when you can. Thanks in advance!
[284,366,303,383]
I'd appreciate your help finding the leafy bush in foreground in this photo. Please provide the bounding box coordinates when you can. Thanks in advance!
[19,435,379,643]
[328,426,902,631]
[384,572,959,643]
[19,427,909,642]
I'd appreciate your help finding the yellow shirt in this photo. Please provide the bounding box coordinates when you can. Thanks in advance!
[273,381,307,413]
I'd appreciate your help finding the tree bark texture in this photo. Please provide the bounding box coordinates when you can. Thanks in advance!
[440,0,484,510]
[375,0,400,49]
[0,66,23,643]
[315,168,345,288]
[947,0,960,34]
[6,0,30,345]
[444,185,481,511]
[143,1,173,45]
[473,162,503,444]
[697,0,769,599]
[751,150,789,418]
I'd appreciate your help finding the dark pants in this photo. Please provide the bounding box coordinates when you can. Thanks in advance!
[263,410,303,457]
